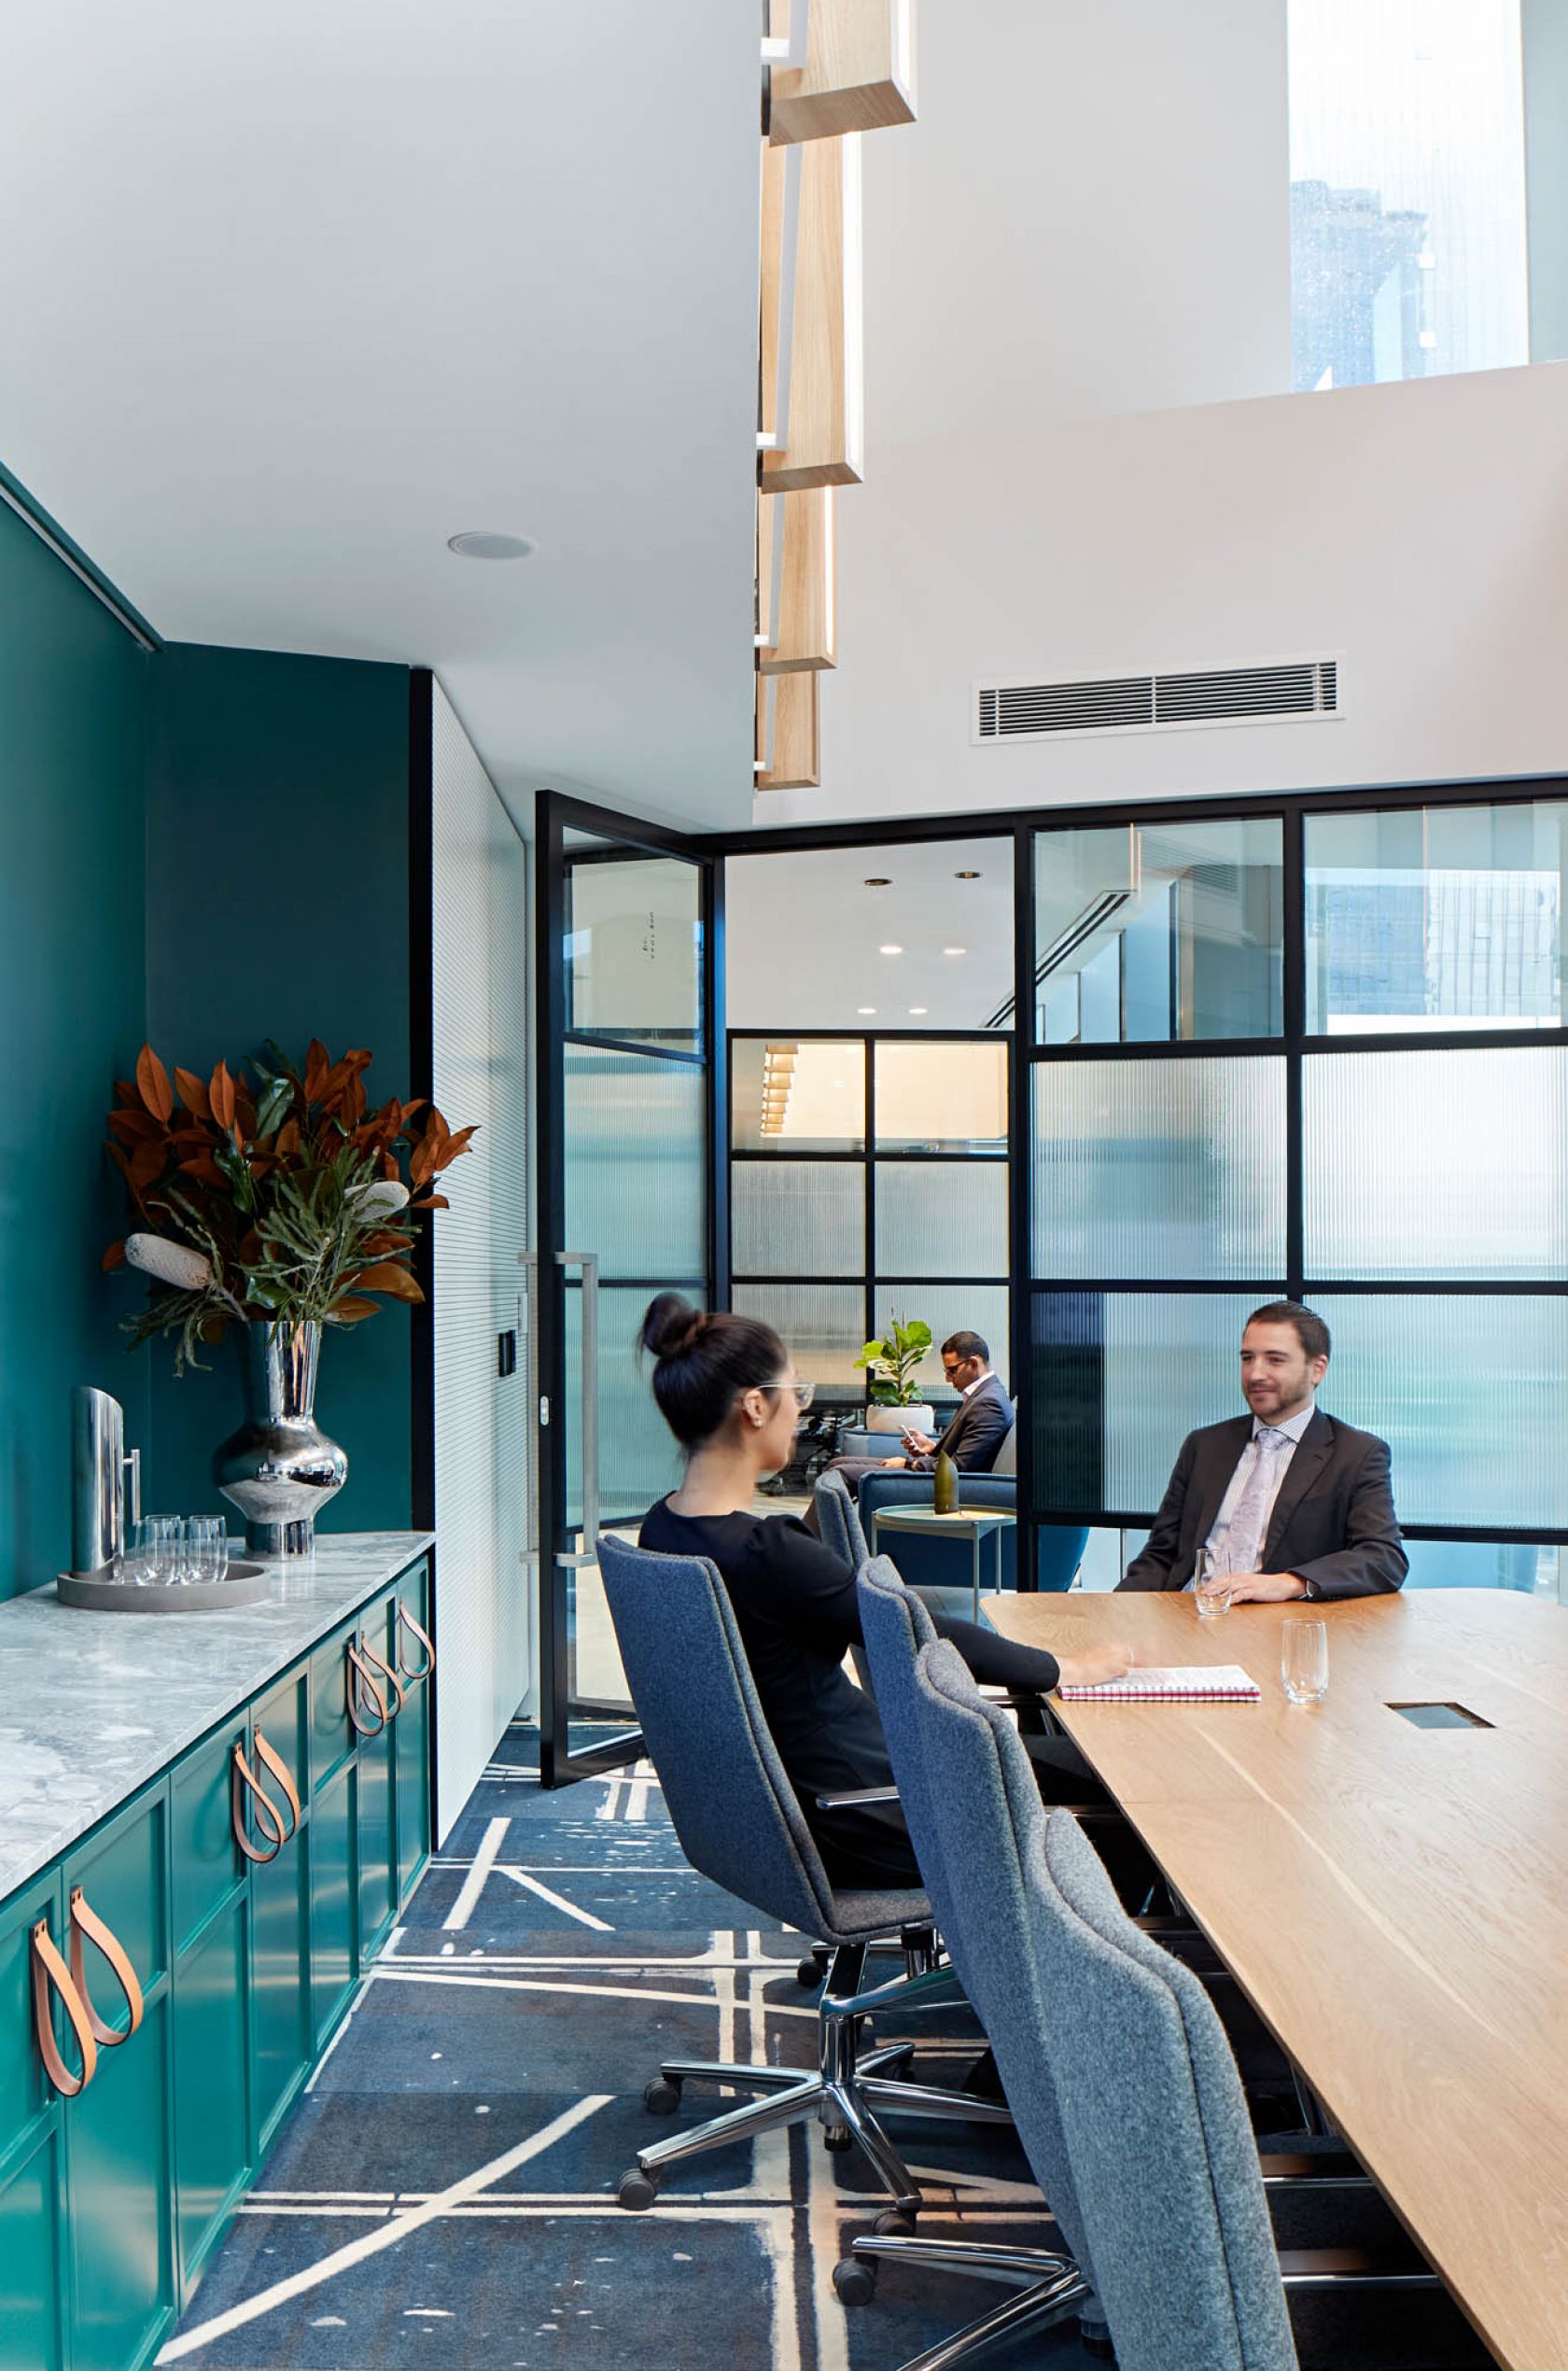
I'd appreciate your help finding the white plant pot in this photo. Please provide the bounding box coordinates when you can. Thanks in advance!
[864,1403,934,1436]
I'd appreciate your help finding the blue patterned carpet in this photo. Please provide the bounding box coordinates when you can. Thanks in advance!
[160,1721,1082,2371]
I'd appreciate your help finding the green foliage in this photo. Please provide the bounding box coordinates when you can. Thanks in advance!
[855,1312,932,1407]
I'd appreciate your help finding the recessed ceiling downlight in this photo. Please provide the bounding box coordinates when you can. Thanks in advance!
[447,531,538,560]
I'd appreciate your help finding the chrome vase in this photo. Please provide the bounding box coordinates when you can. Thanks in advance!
[214,1321,348,1555]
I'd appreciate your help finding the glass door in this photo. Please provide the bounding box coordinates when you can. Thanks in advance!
[533,793,723,1784]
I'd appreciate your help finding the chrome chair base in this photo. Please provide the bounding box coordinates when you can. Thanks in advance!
[618,1940,1011,2218]
[839,2236,1091,2371]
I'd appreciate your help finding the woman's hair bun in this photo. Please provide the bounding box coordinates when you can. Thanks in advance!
[639,1292,707,1363]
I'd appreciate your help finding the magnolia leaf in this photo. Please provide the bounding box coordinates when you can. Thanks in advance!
[136,1045,175,1124]
[174,1066,211,1119]
[129,1140,165,1191]
[210,1059,237,1131]
[108,1108,161,1143]
[102,1240,126,1271]
[274,1117,301,1158]
[177,1153,226,1188]
[410,1195,449,1210]
[350,1262,424,1301]
[114,1077,139,1107]
[327,1295,382,1325]
[253,1076,292,1139]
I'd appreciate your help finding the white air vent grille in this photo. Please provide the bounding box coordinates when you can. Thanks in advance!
[975,657,1338,744]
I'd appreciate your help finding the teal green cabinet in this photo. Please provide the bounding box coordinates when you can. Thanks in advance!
[310,1761,357,2046]
[1,1549,434,2371]
[62,1789,173,2371]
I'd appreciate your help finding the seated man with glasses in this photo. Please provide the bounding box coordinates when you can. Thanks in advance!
[804,1332,1014,1530]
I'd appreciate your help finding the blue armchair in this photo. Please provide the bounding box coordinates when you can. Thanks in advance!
[855,1469,1087,1596]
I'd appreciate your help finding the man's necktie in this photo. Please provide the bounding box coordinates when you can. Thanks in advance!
[1217,1427,1293,1577]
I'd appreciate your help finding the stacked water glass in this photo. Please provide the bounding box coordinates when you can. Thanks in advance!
[116,1516,231,1586]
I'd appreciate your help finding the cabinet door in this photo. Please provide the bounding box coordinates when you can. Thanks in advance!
[309,1614,359,1792]
[169,1719,245,1955]
[310,1761,357,2048]
[394,1564,434,1901]
[0,1874,67,2371]
[355,1592,399,1957]
[250,1660,314,2147]
[62,1787,175,2371]
[172,1889,250,2298]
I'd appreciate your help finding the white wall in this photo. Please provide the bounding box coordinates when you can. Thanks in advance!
[758,2,1568,830]
[431,681,532,1840]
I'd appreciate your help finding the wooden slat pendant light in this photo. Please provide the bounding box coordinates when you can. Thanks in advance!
[768,0,917,145]
[758,487,835,673]
[761,132,863,492]
[755,670,820,789]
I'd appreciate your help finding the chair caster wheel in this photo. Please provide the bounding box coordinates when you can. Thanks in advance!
[833,2256,877,2307]
[1079,2320,1116,2361]
[822,2124,853,2152]
[642,2077,682,2115]
[796,1955,825,1988]
[617,2167,660,2210]
[873,2209,916,2238]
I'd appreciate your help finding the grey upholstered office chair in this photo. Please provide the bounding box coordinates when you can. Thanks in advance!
[888,1637,1300,2371]
[596,1533,1008,2223]
[813,1466,869,1568]
[843,1562,1100,2358]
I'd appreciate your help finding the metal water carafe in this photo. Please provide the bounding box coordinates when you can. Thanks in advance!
[70,1385,142,1576]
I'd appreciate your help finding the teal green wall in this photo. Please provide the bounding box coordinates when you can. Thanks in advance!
[144,645,415,1534]
[0,499,151,1598]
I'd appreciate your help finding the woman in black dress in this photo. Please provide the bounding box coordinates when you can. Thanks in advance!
[637,1294,1131,1889]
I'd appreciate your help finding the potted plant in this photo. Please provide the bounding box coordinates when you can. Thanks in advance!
[855,1312,935,1437]
[104,1039,473,1551]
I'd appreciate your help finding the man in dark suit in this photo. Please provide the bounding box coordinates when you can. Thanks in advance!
[1118,1301,1406,1602]
[807,1333,1015,1527]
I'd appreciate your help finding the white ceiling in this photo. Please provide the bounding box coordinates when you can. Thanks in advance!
[726,834,1015,1029]
[0,3,762,830]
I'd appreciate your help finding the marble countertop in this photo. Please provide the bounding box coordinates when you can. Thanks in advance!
[0,1531,435,1905]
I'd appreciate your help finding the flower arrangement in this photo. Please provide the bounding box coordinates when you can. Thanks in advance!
[104,1039,474,1370]
[854,1312,932,1407]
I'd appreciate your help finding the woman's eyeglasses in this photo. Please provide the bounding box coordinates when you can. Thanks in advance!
[763,1378,816,1409]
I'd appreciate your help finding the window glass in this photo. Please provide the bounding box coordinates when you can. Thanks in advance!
[1314,1292,1568,1529]
[1035,820,1282,1044]
[875,1161,1008,1280]
[1033,1058,1287,1281]
[1289,0,1529,393]
[567,852,702,1051]
[731,1040,865,1152]
[873,1285,1012,1403]
[1402,1539,1561,1596]
[731,1160,864,1279]
[565,1047,705,1282]
[875,1040,1008,1153]
[1304,1046,1568,1278]
[1031,1292,1261,1514]
[731,1283,866,1388]
[1305,801,1568,1032]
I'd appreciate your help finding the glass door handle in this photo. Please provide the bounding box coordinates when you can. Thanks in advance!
[556,1249,599,1567]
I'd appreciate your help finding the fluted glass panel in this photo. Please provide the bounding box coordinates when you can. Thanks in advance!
[1305,800,1568,1033]
[566,1284,694,1531]
[1035,819,1283,1043]
[733,1039,866,1151]
[873,1285,1011,1403]
[875,1041,1008,1153]
[1033,1059,1286,1280]
[1033,1292,1259,1514]
[875,1161,1008,1279]
[732,1161,865,1278]
[565,1046,705,1282]
[566,851,702,1051]
[1304,1048,1568,1279]
[1312,1294,1568,1530]
[732,1284,867,1387]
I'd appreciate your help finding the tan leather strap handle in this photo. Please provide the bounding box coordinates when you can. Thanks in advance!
[68,1887,144,2047]
[396,1604,435,1683]
[252,1725,301,1841]
[231,1739,287,1863]
[345,1639,388,1736]
[32,1919,98,2097]
[357,1635,405,1718]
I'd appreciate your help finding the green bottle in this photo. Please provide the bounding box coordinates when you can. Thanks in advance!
[933,1446,959,1516]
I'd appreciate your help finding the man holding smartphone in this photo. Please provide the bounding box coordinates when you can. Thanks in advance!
[808,1332,1015,1526]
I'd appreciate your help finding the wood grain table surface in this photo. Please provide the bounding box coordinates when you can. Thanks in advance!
[987,1587,1568,2371]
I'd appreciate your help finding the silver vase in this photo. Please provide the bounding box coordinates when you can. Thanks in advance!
[214,1321,348,1555]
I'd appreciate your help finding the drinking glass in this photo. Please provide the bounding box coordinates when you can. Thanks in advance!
[1193,1547,1233,1619]
[187,1518,230,1585]
[1281,1618,1329,1705]
[146,1515,188,1584]
[115,1518,160,1586]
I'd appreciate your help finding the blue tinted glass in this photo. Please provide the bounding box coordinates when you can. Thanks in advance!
[1032,1292,1259,1515]
[565,1047,705,1282]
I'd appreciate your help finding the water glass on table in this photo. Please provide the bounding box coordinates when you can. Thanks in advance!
[186,1517,230,1585]
[1194,1549,1234,1619]
[1281,1617,1329,1705]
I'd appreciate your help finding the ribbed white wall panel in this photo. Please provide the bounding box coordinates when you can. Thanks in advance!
[430,680,531,1841]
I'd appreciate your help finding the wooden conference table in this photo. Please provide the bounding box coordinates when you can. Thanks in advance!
[987,1587,1568,2371]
